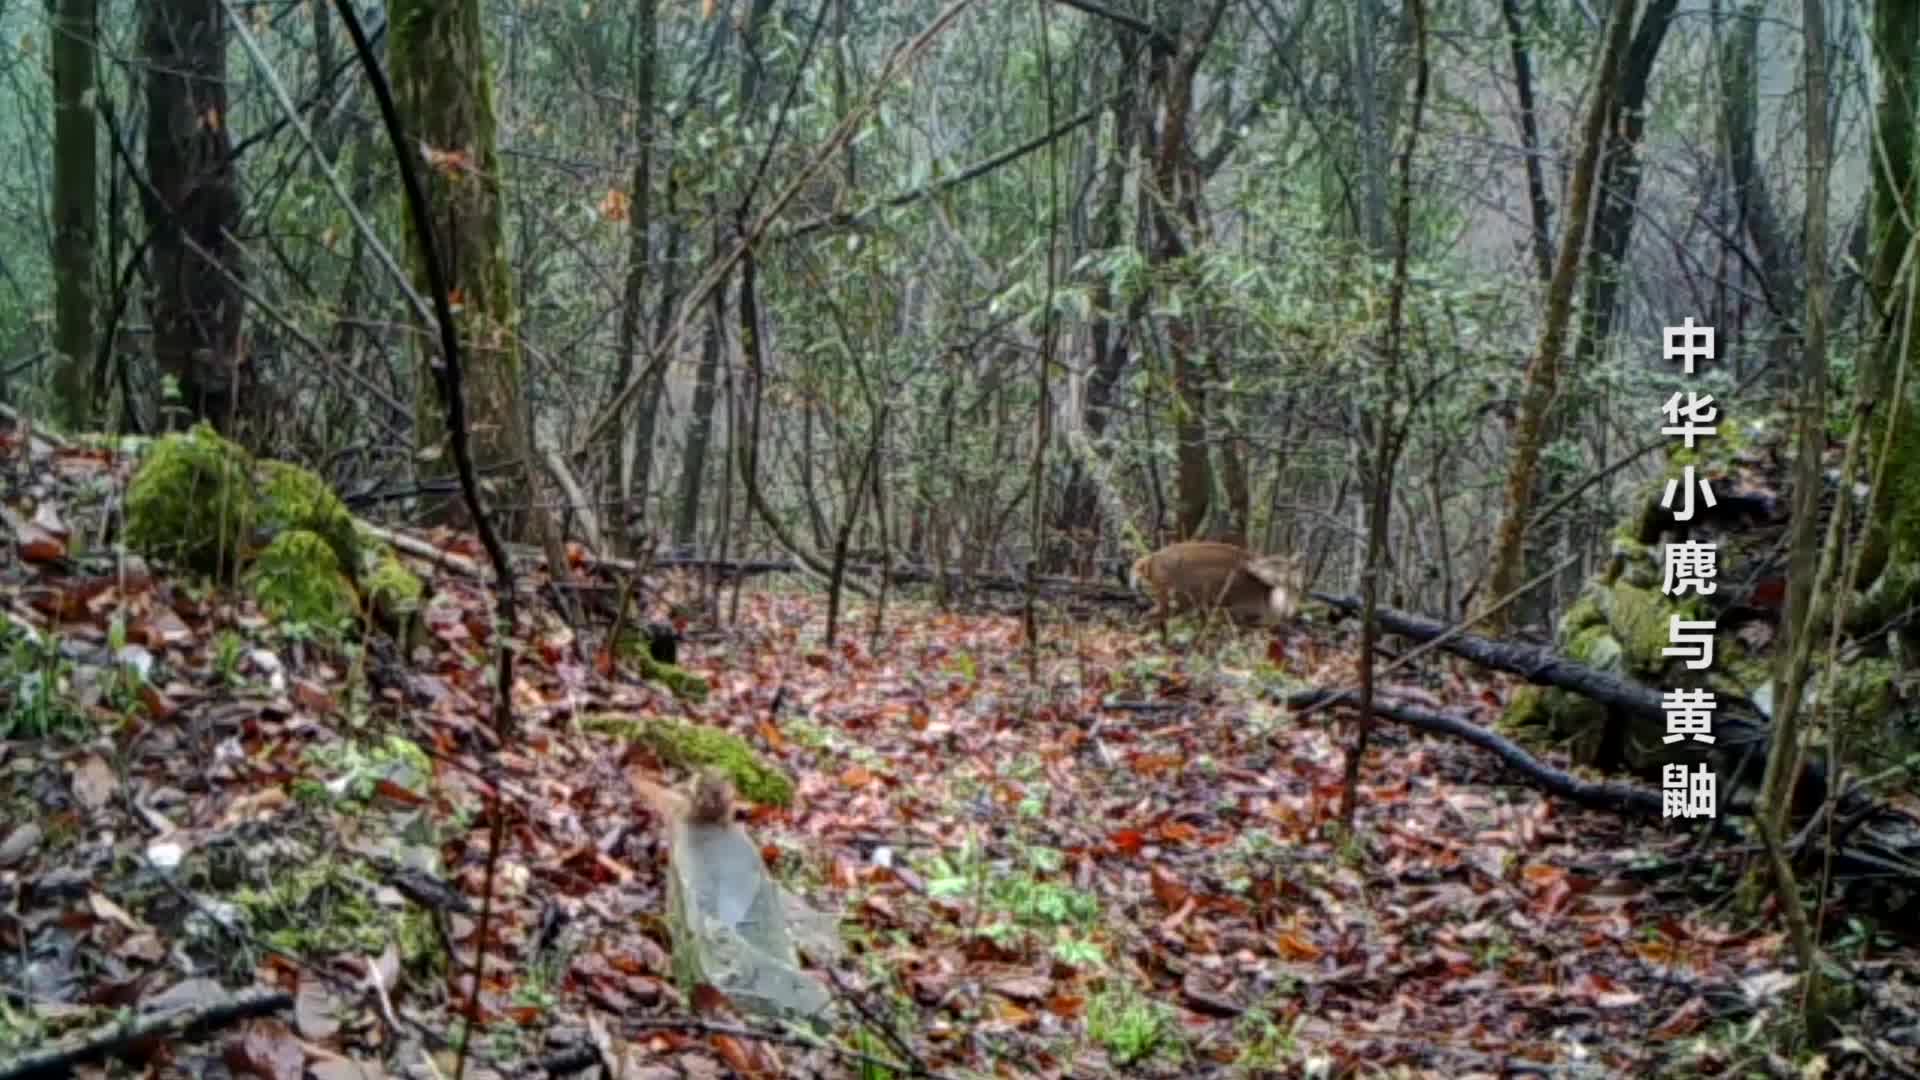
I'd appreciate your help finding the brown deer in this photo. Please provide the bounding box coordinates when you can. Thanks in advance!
[1129,541,1308,645]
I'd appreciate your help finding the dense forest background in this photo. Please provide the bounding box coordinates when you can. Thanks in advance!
[5,0,1908,625]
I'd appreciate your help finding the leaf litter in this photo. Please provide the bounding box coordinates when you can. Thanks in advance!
[0,424,1915,1079]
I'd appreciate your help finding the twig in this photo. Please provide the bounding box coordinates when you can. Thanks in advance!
[0,988,291,1080]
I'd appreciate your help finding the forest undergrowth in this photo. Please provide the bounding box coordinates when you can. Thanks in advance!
[2,430,1913,1080]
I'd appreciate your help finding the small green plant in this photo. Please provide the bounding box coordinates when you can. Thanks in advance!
[945,651,978,681]
[1086,984,1176,1067]
[1050,931,1105,968]
[1233,1007,1300,1070]
[0,625,89,739]
[212,630,247,686]
[924,839,1107,966]
[0,995,51,1055]
[848,1027,898,1080]
[1472,930,1514,969]
[1016,784,1050,818]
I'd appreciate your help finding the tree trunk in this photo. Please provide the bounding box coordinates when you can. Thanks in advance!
[1149,3,1233,539]
[612,0,659,551]
[671,0,774,550]
[1056,45,1141,556]
[1499,0,1553,285]
[1858,0,1920,582]
[1548,0,1680,619]
[143,0,245,433]
[1482,0,1641,633]
[49,0,98,430]
[390,0,530,535]
[674,283,724,549]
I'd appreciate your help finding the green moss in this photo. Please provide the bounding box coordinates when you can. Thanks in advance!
[1561,590,1606,637]
[245,529,359,630]
[257,460,360,574]
[123,424,257,577]
[1723,654,1773,695]
[1825,655,1897,730]
[1501,685,1549,732]
[639,654,709,703]
[233,857,436,968]
[1847,558,1920,637]
[583,714,794,808]
[1498,684,1608,762]
[1566,623,1623,673]
[362,542,425,642]
[1608,581,1672,676]
[610,628,709,700]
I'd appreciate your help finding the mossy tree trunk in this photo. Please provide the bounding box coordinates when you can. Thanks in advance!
[389,0,530,535]
[1482,0,1639,635]
[1545,0,1680,619]
[49,0,98,430]
[142,0,246,433]
[1859,0,1920,582]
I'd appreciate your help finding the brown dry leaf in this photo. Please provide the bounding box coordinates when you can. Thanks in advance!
[293,678,336,713]
[88,891,144,931]
[1148,865,1190,911]
[1275,930,1322,962]
[70,754,117,811]
[707,1033,779,1079]
[1649,995,1709,1040]
[217,786,291,829]
[138,682,179,721]
[1180,971,1244,1018]
[223,1017,303,1080]
[293,978,344,1041]
[117,931,166,963]
[15,521,67,563]
[987,972,1050,1003]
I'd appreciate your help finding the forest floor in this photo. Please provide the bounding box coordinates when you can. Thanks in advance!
[3,428,1917,1080]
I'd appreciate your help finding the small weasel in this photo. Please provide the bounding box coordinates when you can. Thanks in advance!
[628,766,736,826]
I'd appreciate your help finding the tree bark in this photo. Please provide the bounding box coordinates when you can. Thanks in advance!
[1481,0,1641,633]
[390,0,531,535]
[50,0,98,430]
[143,0,245,432]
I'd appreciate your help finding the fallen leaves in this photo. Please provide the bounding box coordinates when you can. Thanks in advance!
[1,427,1894,1080]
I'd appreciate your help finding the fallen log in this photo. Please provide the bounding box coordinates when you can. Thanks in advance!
[1309,591,1826,803]
[1283,688,1918,898]
[638,556,1146,607]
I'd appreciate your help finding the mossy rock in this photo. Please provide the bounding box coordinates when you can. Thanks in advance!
[1499,684,1609,759]
[123,424,258,577]
[244,529,360,630]
[1565,622,1623,674]
[1561,589,1607,638]
[360,534,427,647]
[257,459,360,574]
[583,714,794,808]
[124,427,427,640]
[1607,580,1673,676]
